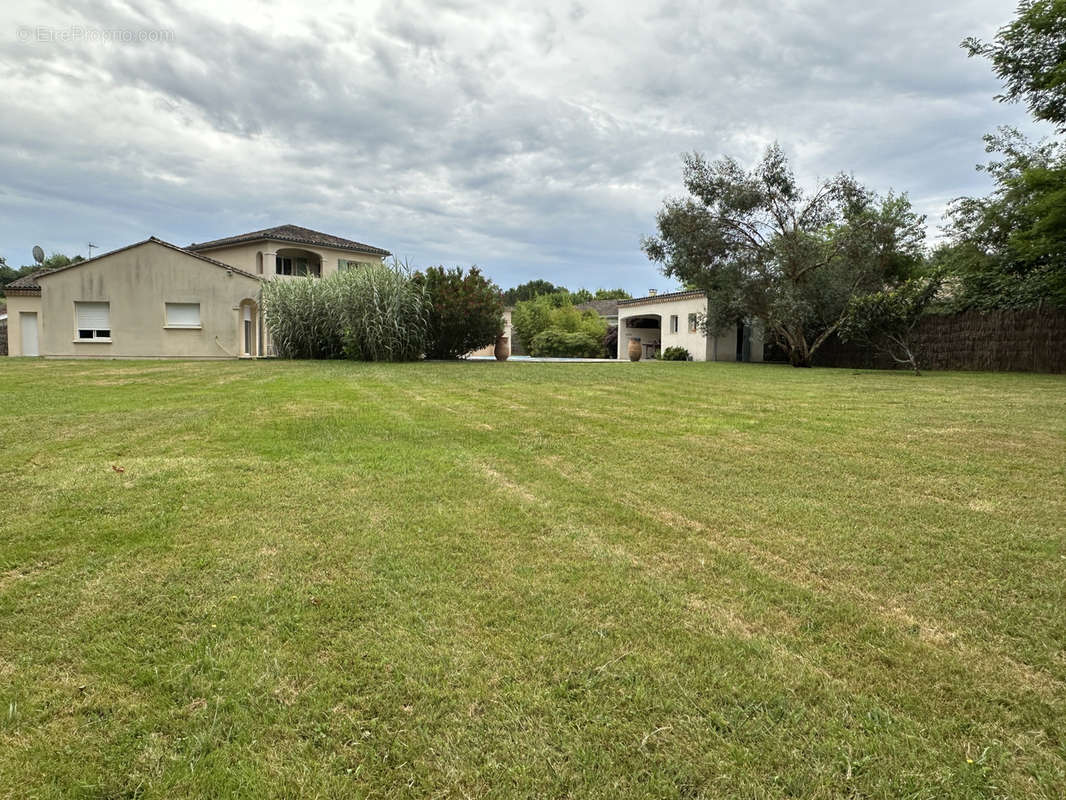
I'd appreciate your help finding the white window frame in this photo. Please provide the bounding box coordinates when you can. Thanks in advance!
[688,313,699,333]
[670,315,679,334]
[74,301,111,342]
[164,302,202,329]
[338,259,372,272]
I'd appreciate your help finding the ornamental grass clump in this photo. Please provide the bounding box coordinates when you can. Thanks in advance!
[260,276,345,359]
[262,261,428,361]
[336,264,428,362]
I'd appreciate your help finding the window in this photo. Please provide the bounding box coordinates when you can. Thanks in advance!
[75,301,110,341]
[277,256,319,277]
[688,313,699,333]
[256,251,264,275]
[338,259,372,272]
[670,315,679,334]
[165,302,201,328]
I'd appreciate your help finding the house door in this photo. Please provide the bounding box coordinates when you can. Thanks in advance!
[242,304,254,356]
[20,312,38,356]
[735,321,751,362]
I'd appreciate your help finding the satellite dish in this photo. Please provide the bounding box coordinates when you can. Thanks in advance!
[32,245,44,264]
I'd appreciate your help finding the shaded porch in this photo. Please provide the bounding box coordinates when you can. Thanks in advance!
[619,314,661,359]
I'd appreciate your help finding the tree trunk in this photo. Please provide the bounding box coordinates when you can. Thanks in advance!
[902,344,920,376]
[785,328,813,367]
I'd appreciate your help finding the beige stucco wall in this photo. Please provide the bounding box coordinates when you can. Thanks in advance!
[194,240,386,279]
[35,241,262,359]
[619,295,712,360]
[617,295,764,362]
[5,294,42,357]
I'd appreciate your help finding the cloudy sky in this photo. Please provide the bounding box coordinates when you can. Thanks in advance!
[0,0,1050,293]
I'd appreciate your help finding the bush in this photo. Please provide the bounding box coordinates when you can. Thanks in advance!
[528,329,603,358]
[414,266,503,359]
[262,262,428,361]
[661,346,691,361]
[511,294,607,352]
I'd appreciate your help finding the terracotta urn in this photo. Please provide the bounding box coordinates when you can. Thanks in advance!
[494,335,510,361]
[628,338,642,362]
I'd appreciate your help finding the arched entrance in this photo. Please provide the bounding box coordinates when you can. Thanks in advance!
[239,298,259,357]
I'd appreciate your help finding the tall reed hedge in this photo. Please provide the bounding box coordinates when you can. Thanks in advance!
[262,263,428,361]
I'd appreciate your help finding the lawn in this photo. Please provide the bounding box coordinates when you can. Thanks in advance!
[0,359,1064,799]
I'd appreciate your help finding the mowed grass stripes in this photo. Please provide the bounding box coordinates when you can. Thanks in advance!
[0,359,1063,798]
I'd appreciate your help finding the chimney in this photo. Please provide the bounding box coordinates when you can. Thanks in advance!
[648,289,658,296]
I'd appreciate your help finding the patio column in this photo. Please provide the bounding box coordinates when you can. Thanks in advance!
[263,251,277,276]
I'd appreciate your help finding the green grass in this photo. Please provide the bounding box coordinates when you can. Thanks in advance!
[1,359,1064,799]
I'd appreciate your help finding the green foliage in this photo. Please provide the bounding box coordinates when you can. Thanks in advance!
[502,282,631,306]
[660,346,692,361]
[511,294,607,353]
[37,252,84,270]
[642,144,926,367]
[963,0,1066,130]
[570,288,594,303]
[262,262,427,361]
[415,266,504,359]
[592,288,632,300]
[502,279,565,305]
[572,287,634,302]
[527,329,603,358]
[260,273,343,359]
[935,128,1066,311]
[839,274,944,375]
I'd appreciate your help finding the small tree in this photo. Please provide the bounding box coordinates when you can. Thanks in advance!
[642,145,926,367]
[415,266,504,359]
[838,274,943,376]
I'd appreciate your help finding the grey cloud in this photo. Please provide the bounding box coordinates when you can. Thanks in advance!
[0,0,1047,291]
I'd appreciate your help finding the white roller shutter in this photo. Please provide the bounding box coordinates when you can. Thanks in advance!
[76,302,110,334]
[166,302,201,327]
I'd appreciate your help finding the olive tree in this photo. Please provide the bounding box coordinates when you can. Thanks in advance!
[641,144,926,366]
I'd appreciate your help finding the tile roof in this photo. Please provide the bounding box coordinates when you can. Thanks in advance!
[188,224,391,257]
[3,269,56,294]
[575,299,621,317]
[617,289,706,307]
[3,238,263,294]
